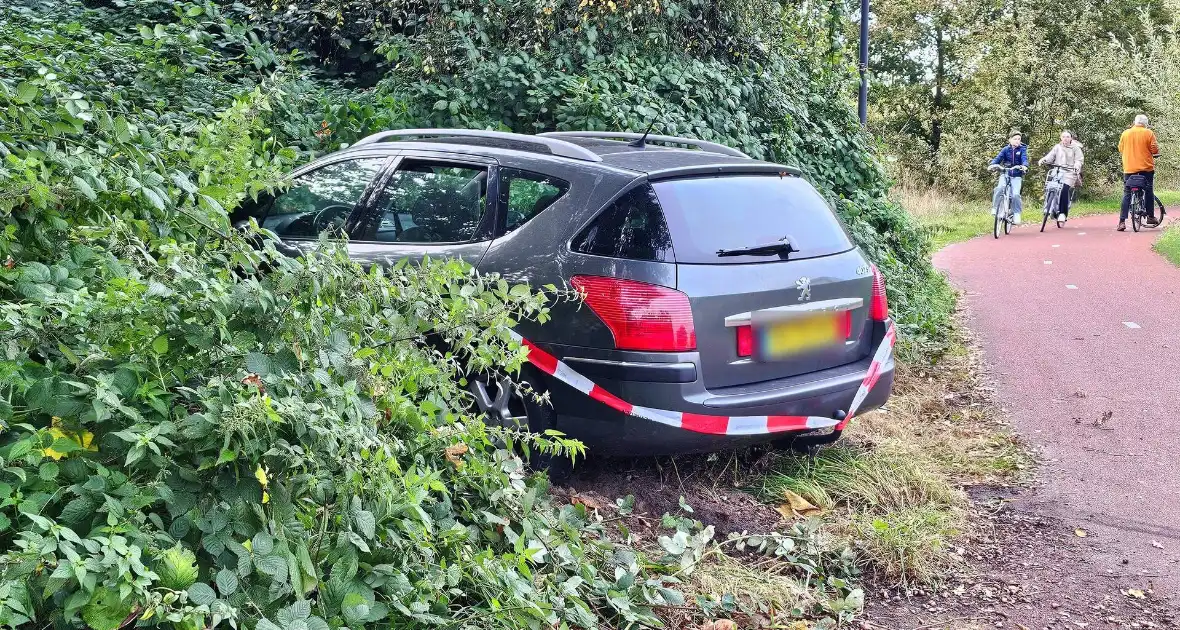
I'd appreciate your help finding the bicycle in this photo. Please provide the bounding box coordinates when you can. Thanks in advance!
[1124,174,1167,232]
[988,164,1027,239]
[1040,164,1077,232]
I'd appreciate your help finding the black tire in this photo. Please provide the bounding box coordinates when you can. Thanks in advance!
[1132,199,1143,232]
[1042,189,1058,233]
[469,371,574,480]
[993,210,1003,239]
[1003,215,1012,234]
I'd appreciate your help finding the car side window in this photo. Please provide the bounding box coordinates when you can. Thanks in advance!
[572,184,675,262]
[368,161,489,244]
[500,168,569,233]
[261,158,385,239]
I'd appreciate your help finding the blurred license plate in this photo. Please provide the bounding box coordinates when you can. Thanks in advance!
[757,314,840,360]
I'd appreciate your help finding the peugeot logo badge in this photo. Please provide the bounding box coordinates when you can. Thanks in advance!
[796,277,811,302]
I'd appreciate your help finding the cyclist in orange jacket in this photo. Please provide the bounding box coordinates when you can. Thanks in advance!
[1117,114,1160,231]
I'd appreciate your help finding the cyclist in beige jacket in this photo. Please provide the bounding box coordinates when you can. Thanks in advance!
[1038,130,1084,223]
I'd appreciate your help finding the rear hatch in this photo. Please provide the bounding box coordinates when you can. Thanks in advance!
[652,174,873,390]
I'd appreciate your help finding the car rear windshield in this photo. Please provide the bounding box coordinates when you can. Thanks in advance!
[652,175,853,264]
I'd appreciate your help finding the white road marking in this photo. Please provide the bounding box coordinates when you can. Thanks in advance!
[1079,232,1087,235]
[1066,284,1078,289]
[1044,260,1053,265]
[1052,244,1061,248]
[1124,322,1141,329]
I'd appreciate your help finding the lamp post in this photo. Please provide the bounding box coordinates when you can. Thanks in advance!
[858,0,869,126]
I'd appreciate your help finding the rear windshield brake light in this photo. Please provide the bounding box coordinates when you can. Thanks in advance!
[571,276,696,352]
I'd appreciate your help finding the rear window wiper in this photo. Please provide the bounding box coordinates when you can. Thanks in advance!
[716,237,798,258]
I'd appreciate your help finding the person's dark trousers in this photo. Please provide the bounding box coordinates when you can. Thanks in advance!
[1058,183,1072,217]
[1120,171,1156,222]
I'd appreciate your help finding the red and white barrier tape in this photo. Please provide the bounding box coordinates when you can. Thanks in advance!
[511,322,896,437]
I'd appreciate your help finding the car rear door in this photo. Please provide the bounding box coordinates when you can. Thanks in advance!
[652,173,875,390]
[347,151,499,267]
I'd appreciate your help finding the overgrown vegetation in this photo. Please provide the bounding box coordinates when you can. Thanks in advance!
[762,336,1029,587]
[0,0,962,628]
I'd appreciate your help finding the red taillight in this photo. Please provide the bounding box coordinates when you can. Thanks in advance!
[870,264,889,321]
[736,325,754,357]
[571,276,697,351]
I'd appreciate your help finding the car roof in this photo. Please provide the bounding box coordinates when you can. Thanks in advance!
[335,130,801,179]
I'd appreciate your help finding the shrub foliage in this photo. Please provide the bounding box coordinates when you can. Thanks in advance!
[2,1,948,627]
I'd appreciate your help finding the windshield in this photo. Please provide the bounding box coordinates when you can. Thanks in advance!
[652,175,853,264]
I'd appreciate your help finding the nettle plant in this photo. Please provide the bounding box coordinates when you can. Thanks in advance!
[2,223,681,629]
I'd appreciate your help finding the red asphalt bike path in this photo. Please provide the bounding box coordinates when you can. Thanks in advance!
[935,211,1180,598]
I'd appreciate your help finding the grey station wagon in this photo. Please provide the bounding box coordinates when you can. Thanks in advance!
[231,129,895,455]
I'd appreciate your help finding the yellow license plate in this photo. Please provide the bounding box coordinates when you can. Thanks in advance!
[758,314,840,359]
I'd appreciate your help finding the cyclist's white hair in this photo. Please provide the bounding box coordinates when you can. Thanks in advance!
[1135,114,1150,126]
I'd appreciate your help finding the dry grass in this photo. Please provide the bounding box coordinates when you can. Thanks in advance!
[761,319,1032,587]
[686,553,823,617]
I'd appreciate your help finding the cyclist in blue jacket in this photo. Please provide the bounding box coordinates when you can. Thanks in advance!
[988,131,1030,225]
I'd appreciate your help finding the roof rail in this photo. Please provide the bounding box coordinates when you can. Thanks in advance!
[538,131,750,159]
[350,129,602,162]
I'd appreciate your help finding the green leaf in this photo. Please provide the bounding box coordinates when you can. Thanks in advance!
[256,554,287,579]
[156,546,199,590]
[215,568,238,596]
[38,462,59,481]
[354,510,376,539]
[142,187,167,210]
[251,531,274,556]
[14,82,38,105]
[185,5,204,16]
[151,335,169,354]
[138,25,153,39]
[153,24,167,38]
[81,588,133,630]
[342,592,370,622]
[71,176,97,201]
[245,352,271,376]
[171,171,198,193]
[187,582,216,606]
[59,496,96,525]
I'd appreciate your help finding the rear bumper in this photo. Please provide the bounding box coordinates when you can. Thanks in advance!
[534,323,896,456]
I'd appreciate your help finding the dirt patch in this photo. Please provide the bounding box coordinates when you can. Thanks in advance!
[559,453,784,536]
[860,487,1175,629]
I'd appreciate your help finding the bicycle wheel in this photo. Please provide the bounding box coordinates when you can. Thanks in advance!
[1004,214,1012,234]
[993,209,1003,239]
[1131,197,1142,232]
[1041,189,1057,233]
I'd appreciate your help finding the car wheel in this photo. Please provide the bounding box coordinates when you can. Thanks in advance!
[468,372,573,480]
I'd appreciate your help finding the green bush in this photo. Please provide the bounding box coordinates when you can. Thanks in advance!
[1,3,867,628]
[239,0,954,356]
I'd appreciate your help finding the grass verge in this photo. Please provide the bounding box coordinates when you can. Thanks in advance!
[896,186,1180,249]
[1153,222,1180,266]
[758,322,1030,588]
